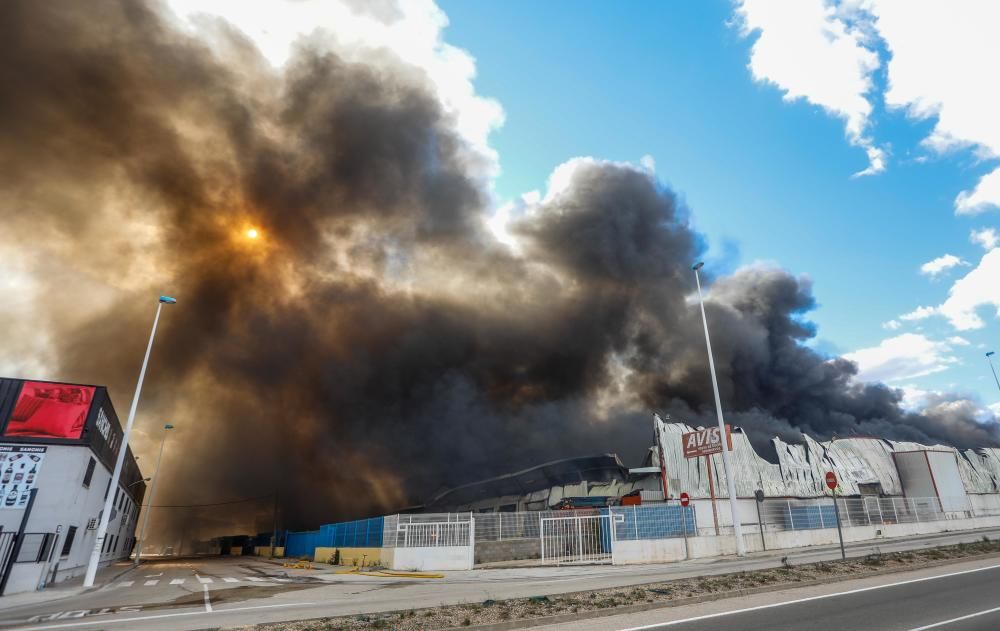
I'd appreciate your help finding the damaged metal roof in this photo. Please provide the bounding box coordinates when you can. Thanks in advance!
[655,414,1000,498]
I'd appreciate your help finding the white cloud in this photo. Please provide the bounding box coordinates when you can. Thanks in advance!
[900,305,938,321]
[844,333,959,383]
[735,1,1000,206]
[957,169,1000,215]
[946,336,971,346]
[165,0,505,177]
[971,227,999,251]
[936,249,1000,330]
[919,253,969,277]
[639,154,656,173]
[882,319,901,330]
[735,0,883,175]
[866,0,1000,211]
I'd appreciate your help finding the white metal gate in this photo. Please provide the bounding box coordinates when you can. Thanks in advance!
[540,514,613,565]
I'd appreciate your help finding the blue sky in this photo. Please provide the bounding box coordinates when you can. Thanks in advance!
[438,0,1000,412]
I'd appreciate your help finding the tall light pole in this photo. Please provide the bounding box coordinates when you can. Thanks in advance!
[987,352,1000,394]
[692,262,746,556]
[134,423,173,567]
[83,295,176,587]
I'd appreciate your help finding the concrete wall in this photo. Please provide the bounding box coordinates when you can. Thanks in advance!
[0,444,142,591]
[313,546,382,566]
[390,545,473,571]
[253,546,284,557]
[475,538,541,564]
[3,562,45,595]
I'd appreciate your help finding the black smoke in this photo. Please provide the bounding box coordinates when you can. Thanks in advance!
[0,0,996,543]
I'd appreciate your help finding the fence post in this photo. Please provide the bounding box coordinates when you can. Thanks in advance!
[819,501,826,529]
[576,517,584,562]
[787,500,795,530]
[633,506,639,539]
[498,512,502,542]
[468,518,476,569]
[914,498,923,523]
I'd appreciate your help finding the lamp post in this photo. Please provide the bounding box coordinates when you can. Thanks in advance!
[692,262,746,556]
[83,296,176,587]
[134,423,173,567]
[987,352,1000,394]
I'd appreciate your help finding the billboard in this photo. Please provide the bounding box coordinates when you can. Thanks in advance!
[0,445,47,509]
[3,381,95,439]
[681,424,733,459]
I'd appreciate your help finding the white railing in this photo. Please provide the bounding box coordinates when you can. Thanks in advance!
[394,521,471,548]
[540,514,613,564]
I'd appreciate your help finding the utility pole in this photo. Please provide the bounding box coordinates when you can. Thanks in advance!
[692,262,746,556]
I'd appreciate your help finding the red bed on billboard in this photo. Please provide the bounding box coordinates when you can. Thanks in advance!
[3,381,95,439]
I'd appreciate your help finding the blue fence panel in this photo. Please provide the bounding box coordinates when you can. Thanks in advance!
[613,505,696,540]
[284,529,322,558]
[783,504,837,530]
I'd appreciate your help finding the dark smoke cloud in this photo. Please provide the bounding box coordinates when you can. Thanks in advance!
[1,0,996,543]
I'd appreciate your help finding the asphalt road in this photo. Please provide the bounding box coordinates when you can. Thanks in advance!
[621,563,1000,631]
[3,527,1000,630]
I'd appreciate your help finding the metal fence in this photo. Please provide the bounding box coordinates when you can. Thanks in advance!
[393,521,472,548]
[756,496,947,532]
[541,514,612,564]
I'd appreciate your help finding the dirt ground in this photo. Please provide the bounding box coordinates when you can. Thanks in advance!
[231,537,1000,631]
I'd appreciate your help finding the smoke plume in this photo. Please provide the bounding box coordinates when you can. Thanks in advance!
[0,0,996,541]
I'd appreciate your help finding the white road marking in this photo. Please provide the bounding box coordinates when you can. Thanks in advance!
[908,605,1000,630]
[223,577,240,583]
[196,575,213,584]
[169,578,185,585]
[143,580,158,586]
[116,581,133,588]
[202,584,212,612]
[23,602,314,630]
[246,577,264,582]
[619,562,1000,630]
[144,573,162,578]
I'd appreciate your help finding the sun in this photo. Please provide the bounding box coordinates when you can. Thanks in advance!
[246,228,259,239]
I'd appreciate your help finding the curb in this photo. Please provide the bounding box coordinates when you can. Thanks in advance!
[440,551,1000,631]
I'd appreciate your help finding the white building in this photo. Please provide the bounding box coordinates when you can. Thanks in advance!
[0,378,145,595]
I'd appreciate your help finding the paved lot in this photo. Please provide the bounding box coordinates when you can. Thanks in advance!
[2,527,1000,630]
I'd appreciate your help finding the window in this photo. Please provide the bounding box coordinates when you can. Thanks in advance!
[82,458,96,488]
[61,526,77,558]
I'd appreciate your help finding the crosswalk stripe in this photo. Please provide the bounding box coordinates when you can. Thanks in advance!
[223,577,240,583]
[246,577,264,582]
[144,580,159,586]
[170,578,186,585]
[117,581,134,588]
[197,576,214,584]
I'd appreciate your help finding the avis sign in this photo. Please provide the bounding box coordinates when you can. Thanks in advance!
[681,425,733,459]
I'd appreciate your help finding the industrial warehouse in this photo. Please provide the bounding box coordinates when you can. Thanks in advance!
[273,414,1000,570]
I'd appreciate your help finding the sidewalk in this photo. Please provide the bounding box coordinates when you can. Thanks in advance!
[0,560,141,609]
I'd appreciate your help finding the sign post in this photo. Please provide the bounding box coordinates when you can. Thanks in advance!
[680,493,691,559]
[754,489,766,551]
[682,426,732,537]
[826,471,845,561]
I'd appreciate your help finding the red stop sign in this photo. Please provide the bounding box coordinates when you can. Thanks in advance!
[825,471,837,490]
[680,492,690,507]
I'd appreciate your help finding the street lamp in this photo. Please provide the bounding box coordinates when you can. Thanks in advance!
[83,295,176,587]
[134,423,173,566]
[987,352,1000,394]
[692,262,746,556]
[128,477,152,488]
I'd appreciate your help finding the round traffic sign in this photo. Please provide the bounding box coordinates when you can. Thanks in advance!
[825,471,837,490]
[679,492,690,507]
